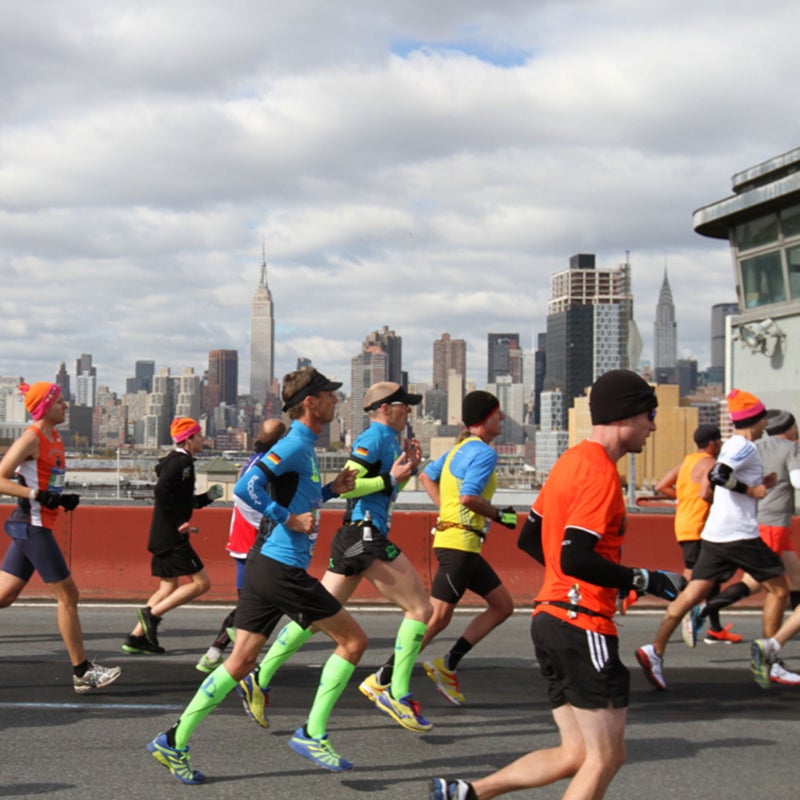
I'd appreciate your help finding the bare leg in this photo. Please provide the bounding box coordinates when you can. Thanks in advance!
[472,703,626,800]
[49,576,86,666]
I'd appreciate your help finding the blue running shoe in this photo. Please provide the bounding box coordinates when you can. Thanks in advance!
[376,690,433,732]
[236,670,270,728]
[681,604,705,648]
[147,733,205,784]
[288,727,353,771]
[429,778,476,800]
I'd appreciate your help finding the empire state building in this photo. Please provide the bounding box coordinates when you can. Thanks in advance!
[250,245,275,401]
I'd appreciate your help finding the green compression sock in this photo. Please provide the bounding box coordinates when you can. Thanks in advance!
[305,653,356,739]
[257,621,313,689]
[173,666,238,749]
[390,618,427,698]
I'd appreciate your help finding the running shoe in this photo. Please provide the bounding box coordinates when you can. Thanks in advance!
[376,690,433,732]
[429,778,477,800]
[287,727,353,771]
[236,669,270,728]
[635,644,667,691]
[73,662,122,694]
[137,606,161,647]
[770,660,800,686]
[358,671,388,703]
[423,657,464,706]
[122,634,165,655]
[147,733,205,784]
[681,604,704,648]
[703,624,743,645]
[195,650,223,673]
[750,638,777,689]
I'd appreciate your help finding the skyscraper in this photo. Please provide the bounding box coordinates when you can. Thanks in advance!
[55,361,70,403]
[126,360,155,394]
[349,326,402,438]
[207,349,238,407]
[654,269,677,372]
[710,301,739,384]
[249,243,275,402]
[487,333,520,383]
[544,253,634,428]
[432,333,466,390]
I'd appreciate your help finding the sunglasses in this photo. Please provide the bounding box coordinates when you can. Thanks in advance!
[647,409,657,422]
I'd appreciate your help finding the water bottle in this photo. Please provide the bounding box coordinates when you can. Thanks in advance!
[362,509,373,542]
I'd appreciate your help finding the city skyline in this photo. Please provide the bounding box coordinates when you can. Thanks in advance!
[1,3,787,399]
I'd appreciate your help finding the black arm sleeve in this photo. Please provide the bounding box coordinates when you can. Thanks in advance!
[708,461,748,494]
[517,510,544,564]
[560,527,635,590]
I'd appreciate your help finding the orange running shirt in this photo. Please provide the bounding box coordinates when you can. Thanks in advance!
[674,451,712,542]
[15,425,66,528]
[532,439,625,636]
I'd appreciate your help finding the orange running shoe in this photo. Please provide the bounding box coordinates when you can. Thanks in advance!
[704,623,743,644]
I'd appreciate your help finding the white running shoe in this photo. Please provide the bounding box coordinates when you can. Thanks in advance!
[635,644,666,690]
[770,660,800,686]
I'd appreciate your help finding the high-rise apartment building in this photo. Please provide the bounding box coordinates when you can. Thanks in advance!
[487,333,520,383]
[432,333,466,390]
[74,352,97,407]
[654,269,677,372]
[249,244,275,402]
[349,326,402,439]
[544,253,634,428]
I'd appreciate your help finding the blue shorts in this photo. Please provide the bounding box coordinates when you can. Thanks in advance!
[2,525,70,584]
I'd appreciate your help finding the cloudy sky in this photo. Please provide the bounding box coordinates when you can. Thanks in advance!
[2,0,798,396]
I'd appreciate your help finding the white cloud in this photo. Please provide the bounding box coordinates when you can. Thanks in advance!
[1,0,797,394]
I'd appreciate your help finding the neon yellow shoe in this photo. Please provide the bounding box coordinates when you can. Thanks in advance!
[423,657,464,706]
[358,671,388,703]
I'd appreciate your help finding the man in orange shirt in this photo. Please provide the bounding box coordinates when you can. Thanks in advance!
[429,369,684,800]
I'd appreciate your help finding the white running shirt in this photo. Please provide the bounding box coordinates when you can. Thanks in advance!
[701,434,763,543]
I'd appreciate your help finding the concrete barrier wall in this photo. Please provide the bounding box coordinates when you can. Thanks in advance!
[2,504,797,607]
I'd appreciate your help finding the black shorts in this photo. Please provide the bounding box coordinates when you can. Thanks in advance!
[679,540,702,570]
[430,548,502,604]
[531,611,629,710]
[150,541,204,579]
[235,554,342,635]
[327,523,401,576]
[692,538,785,584]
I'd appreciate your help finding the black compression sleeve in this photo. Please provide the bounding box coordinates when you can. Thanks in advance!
[517,512,544,563]
[560,527,635,590]
[708,461,748,493]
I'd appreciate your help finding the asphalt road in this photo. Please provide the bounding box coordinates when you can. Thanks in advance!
[1,603,799,799]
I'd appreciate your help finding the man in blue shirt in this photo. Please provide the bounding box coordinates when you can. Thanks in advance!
[238,381,433,734]
[146,368,359,783]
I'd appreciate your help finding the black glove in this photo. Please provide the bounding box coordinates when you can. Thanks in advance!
[59,494,80,511]
[495,507,518,529]
[35,490,62,510]
[632,568,686,601]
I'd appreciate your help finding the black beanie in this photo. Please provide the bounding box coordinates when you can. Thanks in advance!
[765,409,796,436]
[589,369,657,425]
[462,390,500,427]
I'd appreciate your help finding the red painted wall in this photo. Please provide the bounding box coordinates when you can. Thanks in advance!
[2,504,797,606]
